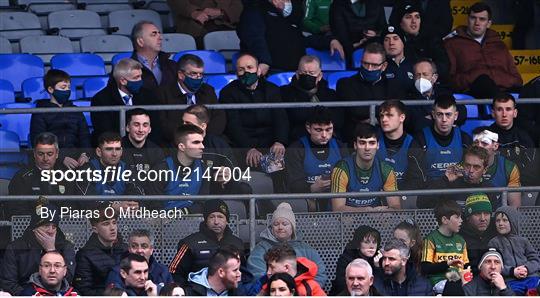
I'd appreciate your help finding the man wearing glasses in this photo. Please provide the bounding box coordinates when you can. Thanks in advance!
[159,54,226,147]
[20,251,77,296]
[336,42,406,143]
[404,96,472,207]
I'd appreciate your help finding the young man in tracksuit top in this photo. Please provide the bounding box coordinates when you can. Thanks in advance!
[286,106,348,212]
[376,100,413,189]
[404,96,472,207]
[331,123,401,212]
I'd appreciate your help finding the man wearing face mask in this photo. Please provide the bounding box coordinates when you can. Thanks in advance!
[91,58,155,147]
[336,42,406,143]
[30,69,91,170]
[406,58,466,133]
[159,54,226,147]
[219,53,289,172]
[280,55,343,142]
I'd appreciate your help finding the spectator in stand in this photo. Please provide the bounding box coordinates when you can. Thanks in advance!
[488,207,540,295]
[158,54,226,147]
[443,2,522,98]
[459,193,496,275]
[91,58,156,146]
[19,251,78,296]
[118,254,159,296]
[393,219,423,272]
[303,0,332,35]
[516,76,540,147]
[337,258,380,296]
[103,285,128,296]
[329,0,386,66]
[489,93,537,187]
[280,56,342,142]
[331,123,401,211]
[184,247,242,296]
[381,26,415,92]
[0,203,76,296]
[247,203,327,287]
[167,0,242,49]
[30,69,90,170]
[74,205,127,296]
[389,0,453,40]
[130,21,176,90]
[264,272,297,296]
[473,127,521,207]
[106,230,173,290]
[463,248,515,296]
[331,225,381,295]
[285,106,348,211]
[336,43,406,142]
[406,59,466,133]
[159,282,185,296]
[373,238,433,296]
[403,96,472,198]
[168,200,244,286]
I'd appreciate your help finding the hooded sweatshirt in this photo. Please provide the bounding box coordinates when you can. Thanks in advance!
[185,267,237,296]
[488,206,540,279]
[19,272,78,296]
[259,257,327,296]
[246,226,327,287]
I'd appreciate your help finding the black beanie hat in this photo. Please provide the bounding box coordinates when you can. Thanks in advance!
[203,199,230,222]
[398,3,422,21]
[30,201,61,229]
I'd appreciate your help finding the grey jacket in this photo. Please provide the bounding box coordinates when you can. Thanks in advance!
[463,275,515,296]
[487,206,540,278]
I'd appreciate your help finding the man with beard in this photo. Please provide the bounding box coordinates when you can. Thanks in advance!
[185,247,242,296]
[459,193,496,275]
[119,253,159,296]
[374,238,432,296]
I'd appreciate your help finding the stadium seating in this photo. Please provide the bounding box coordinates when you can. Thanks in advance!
[0,103,33,145]
[83,76,109,99]
[267,72,295,87]
[111,52,133,65]
[306,48,346,71]
[22,76,77,102]
[0,12,44,41]
[453,93,479,118]
[510,49,540,74]
[161,33,197,54]
[51,53,107,96]
[72,99,92,127]
[206,74,236,96]
[203,30,240,60]
[0,79,15,104]
[0,54,44,93]
[172,50,226,74]
[461,119,495,135]
[109,9,162,36]
[352,48,365,69]
[80,35,133,64]
[14,0,76,16]
[77,0,133,15]
[0,165,20,180]
[0,36,11,54]
[0,129,22,162]
[327,71,356,90]
[48,10,106,40]
[19,35,74,63]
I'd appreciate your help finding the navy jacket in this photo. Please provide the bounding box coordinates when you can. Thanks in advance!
[374,263,433,296]
[105,255,173,289]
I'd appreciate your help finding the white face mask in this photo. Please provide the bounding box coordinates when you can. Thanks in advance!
[414,77,433,94]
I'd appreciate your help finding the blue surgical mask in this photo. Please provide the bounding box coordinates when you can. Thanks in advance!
[359,67,382,83]
[126,79,143,94]
[52,89,71,104]
[183,76,204,92]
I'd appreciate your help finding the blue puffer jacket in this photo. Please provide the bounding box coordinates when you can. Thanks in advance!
[246,226,328,287]
[373,263,433,296]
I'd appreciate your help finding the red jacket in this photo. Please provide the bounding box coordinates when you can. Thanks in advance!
[262,257,327,296]
[443,26,522,92]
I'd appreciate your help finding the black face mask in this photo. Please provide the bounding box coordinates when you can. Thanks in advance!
[297,74,318,90]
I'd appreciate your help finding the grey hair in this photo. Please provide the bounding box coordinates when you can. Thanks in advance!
[346,258,373,277]
[113,58,143,81]
[298,55,321,69]
[131,20,157,49]
[383,238,410,259]
[34,132,59,150]
[128,229,154,247]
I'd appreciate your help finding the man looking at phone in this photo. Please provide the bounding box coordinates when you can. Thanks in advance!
[285,107,348,211]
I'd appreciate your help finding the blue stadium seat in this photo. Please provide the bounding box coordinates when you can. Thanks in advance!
[0,54,44,92]
[51,53,106,98]
[461,119,495,135]
[267,72,295,87]
[0,129,24,164]
[0,165,20,180]
[0,79,15,104]
[352,48,365,69]
[22,77,76,102]
[0,36,11,54]
[454,93,479,119]
[73,100,92,128]
[83,76,109,98]
[172,50,226,74]
[206,74,236,97]
[327,71,356,90]
[0,103,33,145]
[306,48,346,71]
[111,52,133,66]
